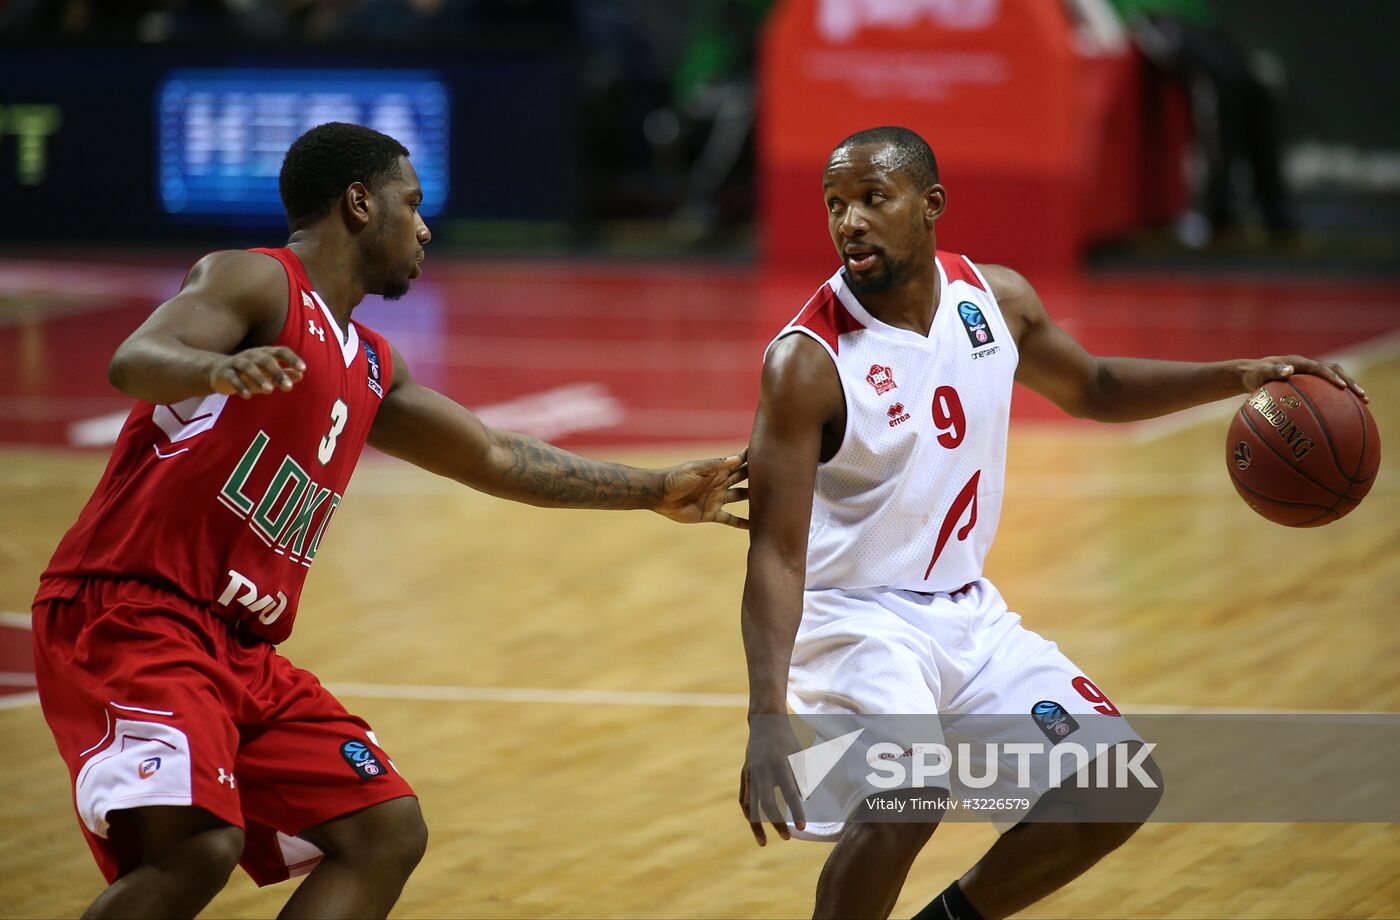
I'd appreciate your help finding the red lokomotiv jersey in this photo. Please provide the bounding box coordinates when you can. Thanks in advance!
[36,248,393,644]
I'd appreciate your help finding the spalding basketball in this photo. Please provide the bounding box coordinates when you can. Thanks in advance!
[1227,374,1380,526]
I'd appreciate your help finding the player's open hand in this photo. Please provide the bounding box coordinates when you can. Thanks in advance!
[740,719,806,846]
[653,448,749,528]
[1243,355,1368,403]
[209,346,307,399]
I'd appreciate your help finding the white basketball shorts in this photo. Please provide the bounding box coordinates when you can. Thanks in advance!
[785,578,1141,838]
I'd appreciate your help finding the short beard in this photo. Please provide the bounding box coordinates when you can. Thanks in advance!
[381,276,411,301]
[844,254,911,296]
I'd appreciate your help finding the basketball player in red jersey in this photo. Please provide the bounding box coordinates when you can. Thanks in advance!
[738,127,1365,920]
[33,122,748,919]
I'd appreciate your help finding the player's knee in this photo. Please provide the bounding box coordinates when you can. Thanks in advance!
[386,800,429,873]
[315,797,428,876]
[357,797,427,876]
[1137,751,1164,817]
[843,817,939,857]
[178,825,245,885]
[126,808,245,884]
[1114,746,1164,824]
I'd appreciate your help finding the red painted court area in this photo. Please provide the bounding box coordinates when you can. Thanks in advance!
[2,256,1398,452]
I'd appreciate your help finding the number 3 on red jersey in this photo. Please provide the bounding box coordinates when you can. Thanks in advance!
[925,386,980,580]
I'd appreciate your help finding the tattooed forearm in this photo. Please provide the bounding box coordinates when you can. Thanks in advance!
[494,431,662,510]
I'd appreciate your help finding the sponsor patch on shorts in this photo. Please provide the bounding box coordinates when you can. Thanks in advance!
[340,739,387,781]
[1031,700,1080,741]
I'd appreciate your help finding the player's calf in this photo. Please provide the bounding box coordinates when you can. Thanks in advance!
[923,744,1163,920]
[815,791,944,920]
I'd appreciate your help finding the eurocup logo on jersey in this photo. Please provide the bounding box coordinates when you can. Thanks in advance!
[138,757,161,779]
[957,301,995,348]
[867,364,897,395]
[362,341,384,398]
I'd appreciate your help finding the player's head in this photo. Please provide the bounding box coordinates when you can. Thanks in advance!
[823,126,945,296]
[279,122,431,300]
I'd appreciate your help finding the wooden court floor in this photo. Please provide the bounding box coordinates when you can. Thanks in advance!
[3,356,1399,919]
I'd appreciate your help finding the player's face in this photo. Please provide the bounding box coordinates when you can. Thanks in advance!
[369,157,431,301]
[823,143,934,296]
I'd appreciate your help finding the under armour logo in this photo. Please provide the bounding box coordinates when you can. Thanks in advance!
[218,768,236,788]
[308,319,326,342]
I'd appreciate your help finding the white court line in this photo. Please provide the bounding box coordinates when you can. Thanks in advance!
[0,680,1391,715]
[327,682,747,709]
[0,692,39,710]
[1131,328,1400,444]
[0,611,32,629]
[325,682,1397,716]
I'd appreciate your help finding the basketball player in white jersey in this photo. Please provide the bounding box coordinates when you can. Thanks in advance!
[738,126,1366,920]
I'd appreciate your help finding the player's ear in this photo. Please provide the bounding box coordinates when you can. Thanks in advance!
[344,181,372,232]
[925,185,947,225]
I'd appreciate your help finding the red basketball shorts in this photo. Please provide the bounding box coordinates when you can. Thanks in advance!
[32,576,415,887]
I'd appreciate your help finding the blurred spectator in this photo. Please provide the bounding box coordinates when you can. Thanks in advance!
[225,0,476,43]
[32,0,230,41]
[1110,0,1296,246]
[649,0,771,243]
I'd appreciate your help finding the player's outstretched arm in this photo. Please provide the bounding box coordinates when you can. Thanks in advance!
[108,251,305,404]
[368,344,747,525]
[988,263,1368,422]
[738,334,841,846]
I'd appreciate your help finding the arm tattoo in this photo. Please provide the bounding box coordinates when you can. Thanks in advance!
[497,431,661,510]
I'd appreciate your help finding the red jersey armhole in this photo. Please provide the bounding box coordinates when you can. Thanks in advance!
[245,248,298,345]
[373,330,394,392]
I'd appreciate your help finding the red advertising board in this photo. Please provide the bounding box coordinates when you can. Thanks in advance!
[759,0,1147,277]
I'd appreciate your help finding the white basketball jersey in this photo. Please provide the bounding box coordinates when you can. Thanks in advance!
[767,251,1018,592]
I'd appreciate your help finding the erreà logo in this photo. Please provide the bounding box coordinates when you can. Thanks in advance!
[957,301,995,348]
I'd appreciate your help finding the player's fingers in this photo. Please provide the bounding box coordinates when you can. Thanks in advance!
[757,787,785,840]
[740,771,767,846]
[233,357,275,394]
[214,369,252,399]
[781,777,807,831]
[252,352,297,391]
[272,346,307,373]
[724,488,749,505]
[767,777,798,840]
[239,369,274,395]
[723,465,749,488]
[1296,359,1346,388]
[712,510,749,531]
[1321,362,1367,401]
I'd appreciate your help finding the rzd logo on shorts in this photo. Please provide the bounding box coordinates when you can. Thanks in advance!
[1031,700,1080,741]
[340,740,387,781]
